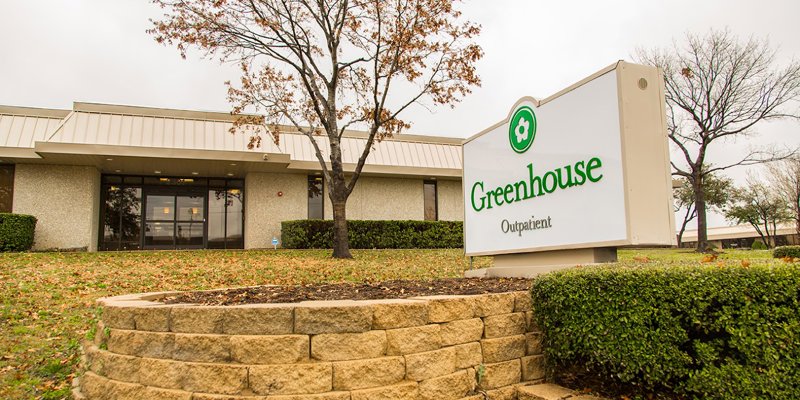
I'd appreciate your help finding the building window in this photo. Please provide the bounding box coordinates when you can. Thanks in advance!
[0,165,14,213]
[99,174,244,251]
[101,184,142,251]
[308,176,324,219]
[424,180,438,221]
[207,180,244,250]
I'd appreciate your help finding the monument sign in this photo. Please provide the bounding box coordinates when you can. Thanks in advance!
[463,61,676,276]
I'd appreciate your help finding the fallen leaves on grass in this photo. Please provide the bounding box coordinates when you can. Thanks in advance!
[701,253,719,263]
[0,249,486,399]
[0,248,786,399]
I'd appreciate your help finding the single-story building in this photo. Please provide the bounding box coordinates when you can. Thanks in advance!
[682,223,798,249]
[0,102,464,251]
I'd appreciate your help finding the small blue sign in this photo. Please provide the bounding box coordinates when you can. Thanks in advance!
[272,238,279,246]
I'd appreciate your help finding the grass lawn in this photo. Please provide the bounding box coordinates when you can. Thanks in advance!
[0,247,783,399]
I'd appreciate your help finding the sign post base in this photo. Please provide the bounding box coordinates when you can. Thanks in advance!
[465,247,617,278]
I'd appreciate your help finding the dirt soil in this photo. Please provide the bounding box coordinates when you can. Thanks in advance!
[160,278,532,306]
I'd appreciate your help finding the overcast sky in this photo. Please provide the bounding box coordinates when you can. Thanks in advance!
[2,0,799,227]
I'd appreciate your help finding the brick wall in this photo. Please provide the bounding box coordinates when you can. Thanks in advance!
[76,290,544,399]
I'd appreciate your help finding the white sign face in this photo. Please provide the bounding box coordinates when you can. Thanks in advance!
[463,70,628,256]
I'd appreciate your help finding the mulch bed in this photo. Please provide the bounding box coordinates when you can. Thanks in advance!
[160,278,532,306]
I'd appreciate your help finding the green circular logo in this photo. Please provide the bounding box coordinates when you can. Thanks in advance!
[508,106,537,153]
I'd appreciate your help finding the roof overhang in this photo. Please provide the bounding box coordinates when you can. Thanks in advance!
[0,147,42,160]
[34,141,288,163]
[28,141,290,177]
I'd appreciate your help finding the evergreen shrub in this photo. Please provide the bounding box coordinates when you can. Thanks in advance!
[530,264,800,399]
[281,219,462,249]
[0,213,36,251]
[773,245,800,259]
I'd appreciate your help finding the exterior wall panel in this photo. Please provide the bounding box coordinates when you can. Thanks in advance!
[321,176,465,222]
[12,164,100,251]
[324,176,424,221]
[244,172,306,249]
[437,179,464,221]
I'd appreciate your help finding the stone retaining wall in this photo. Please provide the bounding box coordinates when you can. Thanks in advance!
[76,290,544,400]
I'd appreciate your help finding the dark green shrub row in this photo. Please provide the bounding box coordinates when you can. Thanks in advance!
[774,245,800,258]
[530,265,800,399]
[0,213,36,251]
[281,219,462,249]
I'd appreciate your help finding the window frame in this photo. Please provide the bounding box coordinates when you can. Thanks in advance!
[0,164,15,213]
[98,174,244,250]
[423,179,438,221]
[307,175,325,219]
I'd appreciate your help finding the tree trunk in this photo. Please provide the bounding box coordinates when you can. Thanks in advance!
[768,219,777,249]
[763,221,772,249]
[693,176,710,252]
[327,132,352,259]
[796,216,800,239]
[677,205,695,248]
[677,220,686,248]
[795,197,800,237]
[329,164,352,258]
[331,198,351,258]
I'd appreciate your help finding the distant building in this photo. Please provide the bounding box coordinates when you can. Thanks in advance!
[0,102,464,251]
[682,224,798,249]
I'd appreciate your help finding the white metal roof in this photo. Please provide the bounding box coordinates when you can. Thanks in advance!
[281,133,462,170]
[0,113,65,149]
[0,102,463,173]
[47,111,283,154]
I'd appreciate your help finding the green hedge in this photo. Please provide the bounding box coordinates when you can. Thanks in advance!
[0,213,36,251]
[774,245,800,258]
[281,220,463,249]
[530,265,800,399]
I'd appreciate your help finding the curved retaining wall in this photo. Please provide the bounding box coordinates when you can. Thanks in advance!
[75,290,544,400]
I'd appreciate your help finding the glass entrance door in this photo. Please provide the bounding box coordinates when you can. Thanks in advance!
[144,188,206,249]
[100,174,244,251]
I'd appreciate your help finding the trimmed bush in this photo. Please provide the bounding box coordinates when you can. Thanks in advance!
[281,220,462,249]
[751,240,767,250]
[530,265,800,399]
[774,245,800,259]
[0,213,36,251]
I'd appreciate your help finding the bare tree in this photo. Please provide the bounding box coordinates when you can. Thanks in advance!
[725,176,791,248]
[150,0,483,258]
[767,156,800,236]
[673,173,732,247]
[637,29,800,252]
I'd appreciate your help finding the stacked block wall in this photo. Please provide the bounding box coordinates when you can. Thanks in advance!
[77,290,544,400]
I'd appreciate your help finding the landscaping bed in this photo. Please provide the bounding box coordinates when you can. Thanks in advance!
[80,283,544,399]
[161,277,532,305]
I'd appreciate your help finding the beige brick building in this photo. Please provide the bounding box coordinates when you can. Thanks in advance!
[0,102,464,251]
